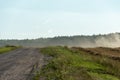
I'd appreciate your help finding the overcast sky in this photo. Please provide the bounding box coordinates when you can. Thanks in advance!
[0,0,120,39]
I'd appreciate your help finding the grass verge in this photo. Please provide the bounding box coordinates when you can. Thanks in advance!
[0,45,19,54]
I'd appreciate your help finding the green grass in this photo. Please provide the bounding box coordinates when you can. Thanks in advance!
[33,46,120,80]
[0,46,18,54]
[88,72,120,80]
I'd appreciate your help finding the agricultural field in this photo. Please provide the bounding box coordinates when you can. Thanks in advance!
[33,46,120,80]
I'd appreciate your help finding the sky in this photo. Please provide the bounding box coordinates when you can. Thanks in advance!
[0,0,120,39]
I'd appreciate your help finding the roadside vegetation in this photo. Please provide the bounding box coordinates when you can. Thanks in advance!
[0,45,19,54]
[33,46,120,80]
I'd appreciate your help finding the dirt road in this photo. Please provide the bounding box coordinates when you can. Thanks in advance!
[0,48,44,80]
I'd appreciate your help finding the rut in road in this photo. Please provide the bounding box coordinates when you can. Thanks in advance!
[0,48,44,80]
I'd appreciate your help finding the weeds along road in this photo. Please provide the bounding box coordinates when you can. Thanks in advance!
[0,48,44,80]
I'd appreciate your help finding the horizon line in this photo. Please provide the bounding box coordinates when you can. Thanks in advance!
[0,32,119,40]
